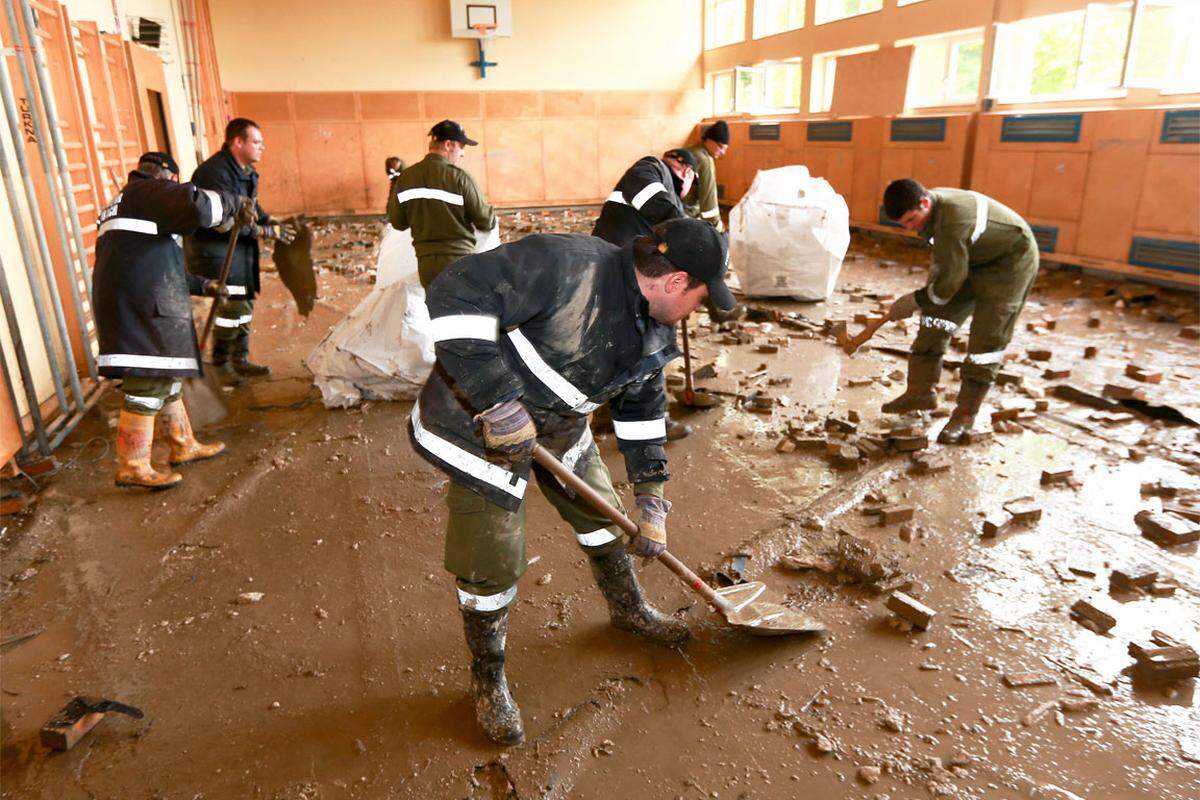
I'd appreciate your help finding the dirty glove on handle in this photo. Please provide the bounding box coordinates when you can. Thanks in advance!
[476,399,537,466]
[202,279,229,301]
[266,220,296,244]
[630,494,670,559]
[887,291,920,321]
[234,195,256,228]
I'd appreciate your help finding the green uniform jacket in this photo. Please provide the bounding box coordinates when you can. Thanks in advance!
[915,188,1037,313]
[386,153,496,260]
[683,143,723,232]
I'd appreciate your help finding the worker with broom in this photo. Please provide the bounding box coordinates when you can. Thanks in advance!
[410,217,735,745]
[93,152,254,489]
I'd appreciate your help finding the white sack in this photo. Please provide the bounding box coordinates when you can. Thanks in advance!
[306,225,500,408]
[728,165,850,301]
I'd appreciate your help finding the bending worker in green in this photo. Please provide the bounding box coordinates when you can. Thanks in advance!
[684,119,729,232]
[410,218,735,745]
[879,178,1040,444]
[386,119,496,288]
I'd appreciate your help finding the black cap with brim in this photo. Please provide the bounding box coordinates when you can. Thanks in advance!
[651,218,735,313]
[138,151,179,175]
[663,147,699,172]
[429,119,478,146]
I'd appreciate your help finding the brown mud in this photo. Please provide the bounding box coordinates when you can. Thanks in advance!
[2,215,1198,799]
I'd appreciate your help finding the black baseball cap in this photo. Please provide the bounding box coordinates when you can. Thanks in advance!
[429,119,478,146]
[663,148,699,172]
[702,120,730,145]
[138,151,179,175]
[651,218,734,312]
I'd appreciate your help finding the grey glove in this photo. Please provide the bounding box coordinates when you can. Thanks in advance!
[887,291,920,321]
[475,399,537,467]
[234,196,256,229]
[629,493,670,559]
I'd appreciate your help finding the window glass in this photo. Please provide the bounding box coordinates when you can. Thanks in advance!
[1127,0,1200,92]
[711,71,736,115]
[706,0,746,49]
[815,0,883,27]
[897,30,984,108]
[754,0,805,39]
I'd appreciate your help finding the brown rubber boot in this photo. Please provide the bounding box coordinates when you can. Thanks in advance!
[666,418,692,441]
[938,379,991,444]
[160,398,225,465]
[881,354,942,414]
[115,410,181,489]
[461,606,525,746]
[589,547,690,645]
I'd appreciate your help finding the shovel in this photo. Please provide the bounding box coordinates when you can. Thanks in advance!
[181,221,242,428]
[674,314,720,409]
[532,444,825,636]
[838,315,888,356]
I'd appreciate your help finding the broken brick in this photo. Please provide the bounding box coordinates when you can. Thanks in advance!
[1109,567,1158,593]
[831,444,861,469]
[1087,315,1101,328]
[775,438,797,454]
[1180,326,1200,341]
[1102,383,1147,402]
[891,434,929,453]
[1070,599,1116,634]
[1040,467,1074,486]
[1003,497,1043,524]
[1027,349,1053,361]
[991,407,1022,423]
[878,506,915,525]
[1042,367,1072,380]
[1002,672,1058,688]
[1140,480,1180,498]
[981,510,1013,538]
[1135,510,1200,546]
[757,343,780,354]
[886,592,936,631]
[911,452,951,475]
[1124,364,1163,384]
[1083,346,1098,359]
[1127,642,1199,683]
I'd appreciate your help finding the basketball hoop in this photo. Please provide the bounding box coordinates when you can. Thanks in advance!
[471,22,497,39]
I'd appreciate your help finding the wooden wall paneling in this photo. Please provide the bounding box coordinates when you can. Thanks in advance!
[1027,216,1079,255]
[1075,110,1153,261]
[850,117,884,224]
[233,91,292,122]
[1135,154,1200,236]
[359,92,422,120]
[484,91,542,119]
[194,0,228,153]
[830,47,914,118]
[100,33,146,167]
[543,117,599,204]
[544,91,598,118]
[424,92,483,120]
[360,120,433,212]
[70,22,120,199]
[292,91,357,121]
[456,118,488,198]
[597,117,656,198]
[254,122,304,213]
[125,41,177,155]
[1029,151,1089,221]
[293,122,368,213]
[482,119,545,205]
[977,150,1035,217]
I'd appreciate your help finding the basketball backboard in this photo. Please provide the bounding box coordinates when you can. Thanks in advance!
[450,0,513,38]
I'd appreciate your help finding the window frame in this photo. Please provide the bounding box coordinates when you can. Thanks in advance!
[1124,0,1200,94]
[709,69,737,116]
[753,0,806,40]
[705,0,747,50]
[895,27,985,109]
[809,44,879,113]
[814,0,884,28]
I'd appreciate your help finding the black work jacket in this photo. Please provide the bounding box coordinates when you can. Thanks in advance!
[410,234,678,512]
[184,146,268,295]
[92,170,239,378]
[591,156,686,246]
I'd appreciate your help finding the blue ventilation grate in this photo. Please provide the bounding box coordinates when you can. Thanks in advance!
[1128,237,1200,276]
[891,117,947,142]
[749,122,781,141]
[807,120,853,142]
[1161,110,1200,144]
[1000,113,1082,143]
[1029,225,1058,253]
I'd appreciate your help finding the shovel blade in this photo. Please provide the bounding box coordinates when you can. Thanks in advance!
[181,373,228,428]
[713,581,825,636]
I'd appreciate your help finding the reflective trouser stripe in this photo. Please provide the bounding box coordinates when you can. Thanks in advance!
[99,354,199,370]
[969,191,988,244]
[430,314,498,343]
[456,585,517,611]
[411,402,528,499]
[920,316,959,334]
[214,314,253,327]
[124,394,164,411]
[965,350,1005,365]
[201,189,223,227]
[629,181,667,210]
[559,425,593,473]
[506,328,598,414]
[701,207,720,219]
[576,527,620,547]
[225,285,248,296]
[613,417,667,441]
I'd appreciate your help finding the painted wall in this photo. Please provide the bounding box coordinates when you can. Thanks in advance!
[212,0,707,213]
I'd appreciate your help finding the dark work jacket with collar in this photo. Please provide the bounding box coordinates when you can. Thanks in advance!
[410,233,679,512]
[591,156,686,247]
[184,146,270,296]
[92,170,239,378]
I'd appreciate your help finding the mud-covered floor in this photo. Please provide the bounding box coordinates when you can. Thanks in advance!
[2,213,1199,800]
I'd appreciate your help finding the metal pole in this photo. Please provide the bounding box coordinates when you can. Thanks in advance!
[15,0,97,379]
[0,47,72,412]
[0,252,50,455]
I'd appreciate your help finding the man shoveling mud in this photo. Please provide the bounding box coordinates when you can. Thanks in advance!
[879,178,1040,443]
[93,152,253,488]
[409,218,735,744]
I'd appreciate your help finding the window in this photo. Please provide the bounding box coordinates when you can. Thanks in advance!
[897,28,984,108]
[710,70,735,115]
[809,44,879,112]
[815,0,882,26]
[754,0,805,39]
[897,0,929,5]
[991,3,1133,101]
[705,0,745,49]
[1127,0,1200,93]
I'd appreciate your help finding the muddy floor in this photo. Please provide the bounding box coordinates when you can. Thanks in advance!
[2,211,1198,800]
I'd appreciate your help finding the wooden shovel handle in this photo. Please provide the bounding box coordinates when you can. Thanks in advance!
[531,444,731,612]
[198,221,243,351]
[844,315,889,355]
[680,314,695,404]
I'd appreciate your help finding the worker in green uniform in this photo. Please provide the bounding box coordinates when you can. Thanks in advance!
[386,120,496,288]
[684,119,729,233]
[880,178,1040,444]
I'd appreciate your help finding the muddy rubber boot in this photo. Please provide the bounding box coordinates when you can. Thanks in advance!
[115,410,181,489]
[881,354,942,414]
[160,398,225,465]
[232,331,270,377]
[666,418,692,442]
[589,547,690,645]
[461,606,524,746]
[937,379,991,445]
[211,340,243,386]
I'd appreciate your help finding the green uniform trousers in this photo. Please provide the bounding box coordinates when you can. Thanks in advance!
[121,375,182,416]
[445,444,627,609]
[417,253,468,290]
[212,297,254,343]
[913,243,1039,384]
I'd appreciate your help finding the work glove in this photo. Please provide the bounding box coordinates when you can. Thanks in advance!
[202,279,229,301]
[234,195,257,229]
[476,398,537,468]
[629,492,670,559]
[887,291,920,321]
[264,220,296,244]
